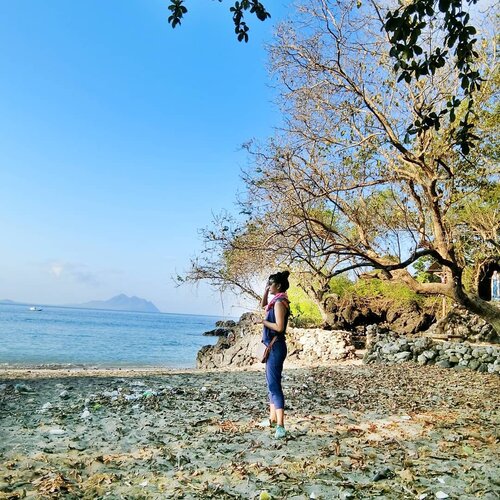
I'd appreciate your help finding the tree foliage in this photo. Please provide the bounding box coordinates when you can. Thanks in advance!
[175,211,269,302]
[385,0,483,154]
[167,0,270,41]
[166,0,487,151]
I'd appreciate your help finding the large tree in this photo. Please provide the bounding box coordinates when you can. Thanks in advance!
[176,211,267,302]
[384,0,485,155]
[178,0,499,332]
[240,0,499,332]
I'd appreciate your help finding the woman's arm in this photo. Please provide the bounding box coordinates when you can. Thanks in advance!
[262,301,288,333]
[260,285,270,309]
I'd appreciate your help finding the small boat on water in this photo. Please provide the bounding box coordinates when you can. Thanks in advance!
[29,306,43,311]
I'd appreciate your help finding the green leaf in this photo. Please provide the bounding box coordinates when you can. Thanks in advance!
[385,16,401,32]
[438,0,451,12]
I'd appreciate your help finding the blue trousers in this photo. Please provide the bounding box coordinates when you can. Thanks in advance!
[265,340,287,410]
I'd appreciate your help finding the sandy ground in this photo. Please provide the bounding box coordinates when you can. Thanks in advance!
[0,362,498,499]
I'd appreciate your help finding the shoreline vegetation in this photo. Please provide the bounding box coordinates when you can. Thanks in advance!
[1,359,499,499]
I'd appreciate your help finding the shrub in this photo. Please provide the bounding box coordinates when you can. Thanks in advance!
[328,276,354,297]
[349,278,422,305]
[287,286,323,327]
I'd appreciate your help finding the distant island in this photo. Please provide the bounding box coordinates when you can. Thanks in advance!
[71,294,160,313]
[1,294,160,313]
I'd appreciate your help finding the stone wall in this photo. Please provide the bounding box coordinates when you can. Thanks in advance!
[197,314,355,370]
[364,335,500,374]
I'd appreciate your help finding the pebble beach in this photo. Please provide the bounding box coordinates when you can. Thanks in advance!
[0,362,499,499]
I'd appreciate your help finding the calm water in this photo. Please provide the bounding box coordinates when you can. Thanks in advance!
[0,304,227,368]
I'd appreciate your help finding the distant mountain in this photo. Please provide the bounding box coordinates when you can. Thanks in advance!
[73,294,160,313]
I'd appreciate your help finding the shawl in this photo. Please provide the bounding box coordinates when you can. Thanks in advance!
[266,292,289,312]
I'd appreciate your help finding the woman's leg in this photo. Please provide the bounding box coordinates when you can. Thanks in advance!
[266,343,287,426]
[269,404,276,424]
[275,408,284,427]
[266,362,277,424]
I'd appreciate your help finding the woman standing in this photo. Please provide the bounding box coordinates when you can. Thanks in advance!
[258,271,291,439]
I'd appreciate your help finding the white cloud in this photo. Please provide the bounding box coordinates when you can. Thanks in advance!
[48,261,100,287]
[50,263,64,278]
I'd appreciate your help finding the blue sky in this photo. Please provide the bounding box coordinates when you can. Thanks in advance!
[0,0,289,316]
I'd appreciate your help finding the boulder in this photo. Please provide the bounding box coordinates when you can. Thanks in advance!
[425,307,499,344]
[215,320,236,328]
[322,296,434,337]
[395,351,412,361]
[203,327,232,337]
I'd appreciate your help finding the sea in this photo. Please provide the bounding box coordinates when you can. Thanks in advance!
[0,303,229,369]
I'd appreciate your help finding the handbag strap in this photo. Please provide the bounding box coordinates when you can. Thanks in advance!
[267,335,279,349]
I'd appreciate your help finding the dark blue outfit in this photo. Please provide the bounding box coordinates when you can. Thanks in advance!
[263,298,289,410]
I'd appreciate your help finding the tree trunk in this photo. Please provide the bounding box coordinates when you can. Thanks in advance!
[316,299,330,326]
[395,269,500,334]
[390,270,500,334]
[455,290,500,336]
[299,284,332,327]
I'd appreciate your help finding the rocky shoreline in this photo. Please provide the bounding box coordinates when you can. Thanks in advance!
[1,363,499,499]
[197,311,499,375]
[197,314,355,370]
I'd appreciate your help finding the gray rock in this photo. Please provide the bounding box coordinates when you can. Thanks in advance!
[203,327,232,337]
[417,354,428,365]
[14,383,33,393]
[381,343,398,355]
[59,390,70,399]
[487,364,499,373]
[395,351,412,361]
[436,360,452,369]
[424,307,499,343]
[215,319,236,328]
[468,360,480,371]
[422,350,436,360]
[197,318,356,369]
